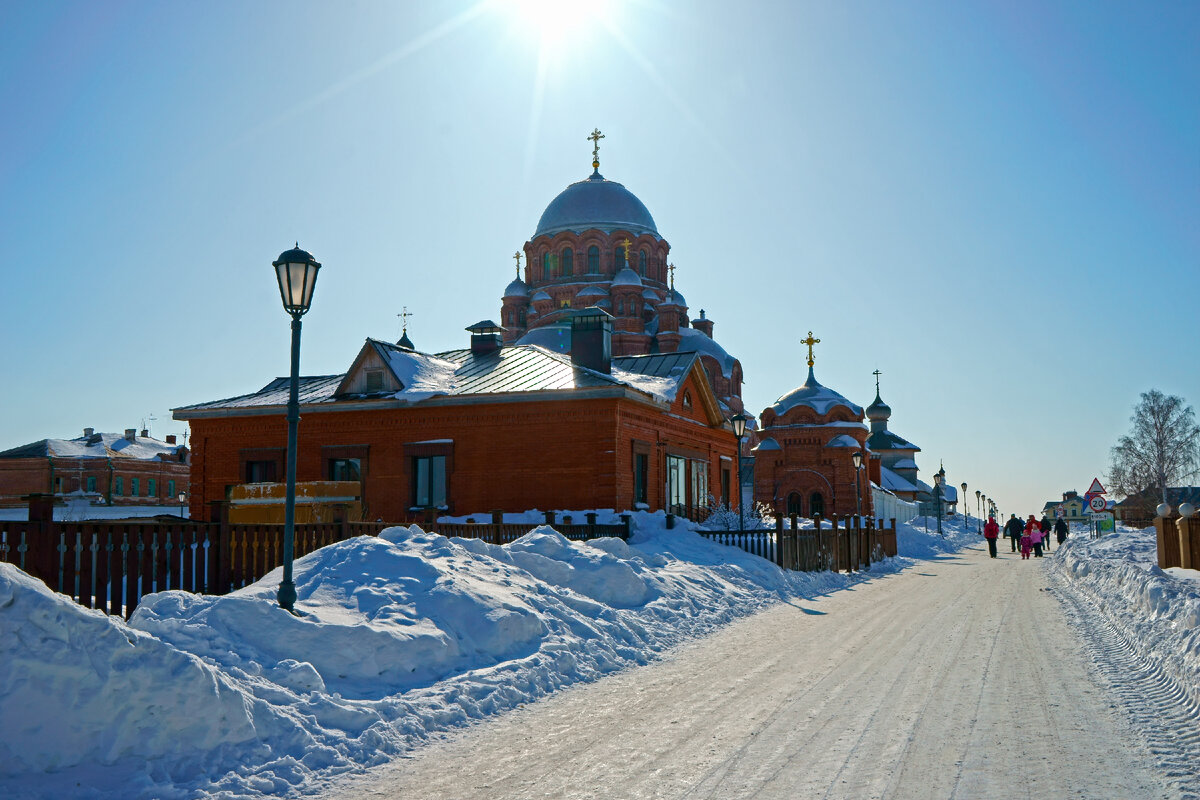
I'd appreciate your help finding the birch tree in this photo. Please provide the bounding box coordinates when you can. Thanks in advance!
[1109,390,1200,505]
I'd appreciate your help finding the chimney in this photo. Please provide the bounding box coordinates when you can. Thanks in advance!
[165,435,177,445]
[125,428,137,441]
[140,429,149,438]
[570,306,612,374]
[692,308,714,339]
[465,320,504,355]
[83,427,94,438]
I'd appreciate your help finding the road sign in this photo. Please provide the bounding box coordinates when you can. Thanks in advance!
[1089,495,1106,512]
[1087,478,1106,496]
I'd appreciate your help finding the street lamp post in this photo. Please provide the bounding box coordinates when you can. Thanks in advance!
[934,472,945,537]
[272,244,322,613]
[178,491,187,519]
[961,481,968,528]
[731,413,747,532]
[975,489,981,532]
[851,450,863,518]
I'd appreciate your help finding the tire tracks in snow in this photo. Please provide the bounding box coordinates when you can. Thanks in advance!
[1048,569,1200,799]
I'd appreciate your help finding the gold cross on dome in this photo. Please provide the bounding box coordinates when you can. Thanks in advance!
[802,331,821,368]
[668,262,676,289]
[588,128,604,169]
[621,237,632,265]
[873,369,882,393]
[513,250,521,278]
[398,306,412,334]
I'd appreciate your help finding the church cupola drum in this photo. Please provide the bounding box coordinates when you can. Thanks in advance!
[500,130,745,411]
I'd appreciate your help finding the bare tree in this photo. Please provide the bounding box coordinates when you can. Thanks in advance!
[1108,390,1200,505]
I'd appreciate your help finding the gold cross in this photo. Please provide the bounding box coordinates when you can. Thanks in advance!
[802,331,821,368]
[588,128,604,169]
[668,262,675,289]
[513,250,521,278]
[621,237,632,267]
[398,306,412,334]
[873,369,882,393]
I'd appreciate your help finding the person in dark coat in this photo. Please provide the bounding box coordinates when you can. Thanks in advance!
[983,515,1000,558]
[1039,515,1053,551]
[1003,514,1024,552]
[1054,516,1069,546]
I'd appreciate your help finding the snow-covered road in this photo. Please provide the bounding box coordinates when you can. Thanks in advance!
[322,542,1173,800]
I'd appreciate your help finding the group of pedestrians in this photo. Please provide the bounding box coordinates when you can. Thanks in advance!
[981,512,1069,559]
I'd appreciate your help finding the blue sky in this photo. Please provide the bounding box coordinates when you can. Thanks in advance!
[1,0,1196,518]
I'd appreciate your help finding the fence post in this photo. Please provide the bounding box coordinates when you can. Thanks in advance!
[621,514,631,541]
[774,512,784,568]
[544,510,556,526]
[209,500,232,595]
[666,513,675,530]
[491,509,504,525]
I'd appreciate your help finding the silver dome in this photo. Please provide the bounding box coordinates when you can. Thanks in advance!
[534,172,660,239]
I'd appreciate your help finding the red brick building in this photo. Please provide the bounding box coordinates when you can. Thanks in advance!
[174,313,738,522]
[750,340,876,519]
[0,428,190,508]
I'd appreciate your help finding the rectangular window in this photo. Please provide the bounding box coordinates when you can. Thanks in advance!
[167,480,176,499]
[245,460,277,483]
[691,461,709,511]
[634,453,649,505]
[412,455,446,508]
[329,458,362,482]
[667,455,686,513]
[147,478,157,498]
[55,477,64,493]
[131,478,140,497]
[721,468,731,507]
[114,476,124,496]
[86,476,96,493]
[365,370,383,392]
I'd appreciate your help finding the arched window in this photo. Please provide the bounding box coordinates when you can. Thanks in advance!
[616,246,626,270]
[543,252,554,278]
[617,298,624,315]
[787,492,803,516]
[562,248,573,276]
[587,245,599,274]
[682,390,692,409]
[809,492,825,519]
[639,250,647,276]
[518,308,526,325]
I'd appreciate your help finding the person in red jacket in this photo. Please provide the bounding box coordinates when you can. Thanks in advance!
[983,515,1001,558]
[1021,515,1037,559]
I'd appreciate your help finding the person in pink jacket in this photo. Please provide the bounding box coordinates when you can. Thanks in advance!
[1021,515,1036,559]
[1026,514,1046,558]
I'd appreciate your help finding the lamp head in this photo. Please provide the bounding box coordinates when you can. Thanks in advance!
[273,244,322,316]
[730,413,747,439]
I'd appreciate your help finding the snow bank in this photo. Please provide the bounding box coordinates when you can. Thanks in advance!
[0,510,977,799]
[1047,525,1200,710]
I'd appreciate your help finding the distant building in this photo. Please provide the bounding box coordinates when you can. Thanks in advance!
[1043,490,1088,521]
[1113,486,1200,521]
[0,428,190,508]
[864,376,924,502]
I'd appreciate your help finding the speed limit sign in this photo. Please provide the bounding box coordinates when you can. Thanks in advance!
[1089,495,1106,512]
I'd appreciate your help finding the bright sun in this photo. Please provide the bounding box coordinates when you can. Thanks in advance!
[505,0,614,49]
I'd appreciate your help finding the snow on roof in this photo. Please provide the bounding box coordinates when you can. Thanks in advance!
[752,437,781,452]
[825,434,860,448]
[891,458,919,470]
[771,367,864,418]
[0,432,185,461]
[375,343,459,402]
[675,327,737,378]
[880,465,918,493]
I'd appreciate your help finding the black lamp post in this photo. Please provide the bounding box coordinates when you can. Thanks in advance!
[960,481,968,526]
[178,491,187,519]
[273,244,322,613]
[975,489,981,532]
[851,450,863,518]
[934,471,944,537]
[730,413,747,531]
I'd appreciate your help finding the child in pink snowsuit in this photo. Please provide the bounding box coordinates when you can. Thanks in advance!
[1021,516,1036,560]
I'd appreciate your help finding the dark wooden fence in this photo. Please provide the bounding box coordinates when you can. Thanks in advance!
[0,501,628,619]
[697,513,898,573]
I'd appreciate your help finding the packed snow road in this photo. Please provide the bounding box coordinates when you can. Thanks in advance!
[323,542,1172,800]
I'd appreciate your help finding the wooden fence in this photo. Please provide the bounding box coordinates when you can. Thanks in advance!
[0,502,628,618]
[697,513,898,573]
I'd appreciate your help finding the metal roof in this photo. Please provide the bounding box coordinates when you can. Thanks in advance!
[175,375,345,412]
[867,428,920,452]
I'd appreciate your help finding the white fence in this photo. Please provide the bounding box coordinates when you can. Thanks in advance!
[871,486,920,525]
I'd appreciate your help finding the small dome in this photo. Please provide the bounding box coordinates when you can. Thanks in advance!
[612,266,643,287]
[595,298,612,309]
[642,288,660,301]
[531,290,552,303]
[397,331,415,351]
[577,284,609,298]
[534,172,660,239]
[771,367,864,418]
[661,289,687,307]
[866,391,891,422]
[752,437,781,452]
[825,434,861,448]
[503,277,530,299]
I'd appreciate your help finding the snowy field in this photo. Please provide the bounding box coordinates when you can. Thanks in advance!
[0,513,1195,798]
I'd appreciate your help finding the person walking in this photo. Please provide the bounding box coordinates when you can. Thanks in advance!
[983,515,1000,558]
[1039,515,1052,552]
[1004,514,1024,553]
[1055,516,1069,546]
[1027,515,1046,561]
[1021,515,1036,559]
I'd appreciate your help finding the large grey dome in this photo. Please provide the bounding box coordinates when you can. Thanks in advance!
[534,172,659,239]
